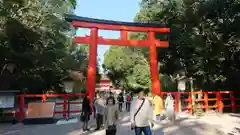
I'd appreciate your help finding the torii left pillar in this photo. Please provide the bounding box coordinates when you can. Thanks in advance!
[86,28,98,103]
[148,31,161,96]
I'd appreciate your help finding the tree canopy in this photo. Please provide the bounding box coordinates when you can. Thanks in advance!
[103,45,176,92]
[103,0,240,92]
[2,0,240,94]
[0,0,100,93]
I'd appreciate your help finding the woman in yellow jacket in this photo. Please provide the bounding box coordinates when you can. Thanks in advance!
[152,94,163,121]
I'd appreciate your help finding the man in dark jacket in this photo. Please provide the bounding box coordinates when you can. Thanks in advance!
[117,93,124,112]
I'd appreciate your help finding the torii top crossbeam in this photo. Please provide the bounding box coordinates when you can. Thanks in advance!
[65,14,170,33]
[65,14,170,101]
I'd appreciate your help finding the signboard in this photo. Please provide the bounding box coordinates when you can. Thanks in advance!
[25,102,55,119]
[0,95,15,108]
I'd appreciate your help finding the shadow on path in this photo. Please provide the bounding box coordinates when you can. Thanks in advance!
[229,113,240,118]
[0,112,229,135]
[152,117,225,135]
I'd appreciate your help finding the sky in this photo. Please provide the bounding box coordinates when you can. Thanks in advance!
[74,0,140,72]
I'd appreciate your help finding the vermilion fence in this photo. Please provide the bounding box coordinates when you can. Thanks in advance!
[16,93,85,121]
[3,91,240,122]
[161,91,240,113]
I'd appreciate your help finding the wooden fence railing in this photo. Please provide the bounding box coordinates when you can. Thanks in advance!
[3,91,240,122]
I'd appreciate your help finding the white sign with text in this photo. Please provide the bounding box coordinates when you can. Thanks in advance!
[0,95,15,108]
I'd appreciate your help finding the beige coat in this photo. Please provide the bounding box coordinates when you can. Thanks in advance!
[104,104,119,127]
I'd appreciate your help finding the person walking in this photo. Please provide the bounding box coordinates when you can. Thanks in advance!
[93,93,98,118]
[95,92,106,130]
[105,96,119,135]
[117,93,124,112]
[165,93,175,121]
[152,94,163,121]
[126,94,132,112]
[81,94,91,131]
[125,94,128,110]
[130,88,154,135]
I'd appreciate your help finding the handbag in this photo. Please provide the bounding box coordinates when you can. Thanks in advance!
[80,112,85,122]
[131,98,145,130]
[107,125,116,130]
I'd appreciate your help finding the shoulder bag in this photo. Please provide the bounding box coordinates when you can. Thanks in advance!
[131,98,145,130]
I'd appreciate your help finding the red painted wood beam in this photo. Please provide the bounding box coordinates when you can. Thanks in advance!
[148,31,161,95]
[72,21,170,33]
[121,31,128,40]
[74,36,169,48]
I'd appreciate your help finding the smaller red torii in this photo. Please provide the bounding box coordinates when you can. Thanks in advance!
[65,14,170,101]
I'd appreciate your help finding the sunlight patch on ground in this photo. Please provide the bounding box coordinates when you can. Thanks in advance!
[2,130,21,135]
[56,118,78,125]
[121,122,131,126]
[121,115,130,121]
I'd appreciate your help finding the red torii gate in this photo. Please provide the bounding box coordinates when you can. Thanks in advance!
[65,15,170,101]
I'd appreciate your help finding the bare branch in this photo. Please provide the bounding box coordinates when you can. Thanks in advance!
[17,0,31,12]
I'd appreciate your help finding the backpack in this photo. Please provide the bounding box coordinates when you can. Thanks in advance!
[127,95,131,102]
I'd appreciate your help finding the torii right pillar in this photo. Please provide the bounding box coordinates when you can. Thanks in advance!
[148,31,161,96]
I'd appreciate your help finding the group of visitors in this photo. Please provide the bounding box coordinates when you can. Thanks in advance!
[80,89,175,135]
[81,92,120,135]
[117,93,132,112]
[152,93,175,122]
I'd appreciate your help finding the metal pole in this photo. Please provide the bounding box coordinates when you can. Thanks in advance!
[177,79,182,112]
[178,90,182,112]
[190,77,194,106]
[67,97,70,120]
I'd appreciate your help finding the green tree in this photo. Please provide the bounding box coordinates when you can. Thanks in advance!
[103,45,177,92]
[136,0,240,91]
[65,44,101,93]
[104,0,240,93]
[0,0,79,93]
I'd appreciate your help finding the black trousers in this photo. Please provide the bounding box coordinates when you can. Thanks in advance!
[96,113,104,129]
[93,106,96,117]
[82,112,90,130]
[119,103,122,112]
[106,126,116,135]
[126,102,131,112]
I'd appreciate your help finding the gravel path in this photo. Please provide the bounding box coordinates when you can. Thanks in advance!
[2,112,238,135]
[198,113,240,135]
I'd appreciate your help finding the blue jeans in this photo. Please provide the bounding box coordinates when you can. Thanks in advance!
[135,126,152,135]
[156,114,161,121]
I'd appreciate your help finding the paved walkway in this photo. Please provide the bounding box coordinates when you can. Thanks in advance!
[1,112,239,135]
[197,113,240,135]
